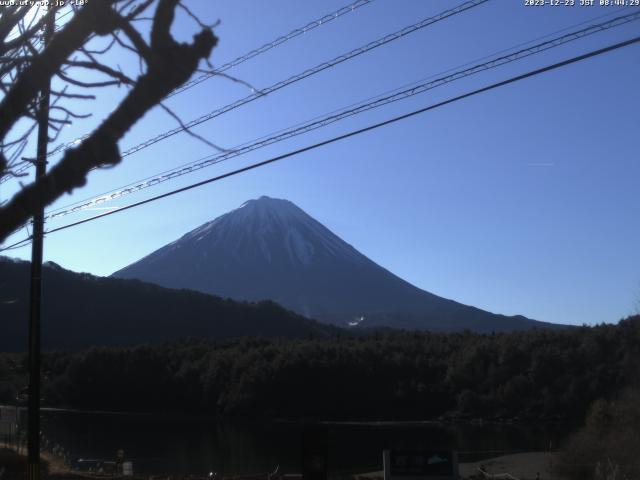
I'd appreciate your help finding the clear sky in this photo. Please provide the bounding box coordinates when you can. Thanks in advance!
[2,0,639,326]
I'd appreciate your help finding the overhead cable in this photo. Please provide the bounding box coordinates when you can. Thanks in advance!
[1,0,376,181]
[0,34,628,249]
[44,10,640,221]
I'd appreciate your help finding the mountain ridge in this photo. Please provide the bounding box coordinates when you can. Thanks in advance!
[113,196,557,332]
[0,256,340,352]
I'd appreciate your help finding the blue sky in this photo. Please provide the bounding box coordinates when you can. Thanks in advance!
[2,0,639,326]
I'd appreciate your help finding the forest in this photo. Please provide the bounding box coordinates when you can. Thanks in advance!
[1,315,638,423]
[0,257,338,351]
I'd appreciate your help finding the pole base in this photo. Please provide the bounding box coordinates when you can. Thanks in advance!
[26,461,41,480]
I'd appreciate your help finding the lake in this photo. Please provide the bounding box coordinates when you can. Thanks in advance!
[31,410,574,476]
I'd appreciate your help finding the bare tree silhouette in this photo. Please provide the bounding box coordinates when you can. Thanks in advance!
[0,0,218,243]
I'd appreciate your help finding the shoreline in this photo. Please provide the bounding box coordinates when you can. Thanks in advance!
[355,452,564,480]
[1,404,578,427]
[1,448,564,480]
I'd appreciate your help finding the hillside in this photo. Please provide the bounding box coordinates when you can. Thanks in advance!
[0,257,339,352]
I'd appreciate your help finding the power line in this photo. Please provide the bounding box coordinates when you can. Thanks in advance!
[0,235,34,252]
[8,0,490,182]
[8,0,490,195]
[1,0,375,182]
[167,0,375,98]
[43,10,640,221]
[35,0,375,154]
[0,33,631,250]
[0,9,99,180]
[117,0,489,159]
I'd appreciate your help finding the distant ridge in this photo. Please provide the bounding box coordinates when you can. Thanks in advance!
[114,196,558,332]
[0,256,339,352]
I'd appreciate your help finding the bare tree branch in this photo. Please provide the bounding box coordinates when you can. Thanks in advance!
[64,59,135,85]
[0,1,117,139]
[0,0,218,242]
[159,102,228,152]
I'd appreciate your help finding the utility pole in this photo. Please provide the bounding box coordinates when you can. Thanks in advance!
[27,7,55,480]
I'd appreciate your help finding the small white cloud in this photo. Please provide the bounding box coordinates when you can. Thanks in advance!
[527,162,555,167]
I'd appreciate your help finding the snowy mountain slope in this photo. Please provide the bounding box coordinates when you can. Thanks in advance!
[113,196,554,331]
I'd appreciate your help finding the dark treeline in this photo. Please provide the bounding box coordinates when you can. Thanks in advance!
[0,257,339,352]
[1,316,639,422]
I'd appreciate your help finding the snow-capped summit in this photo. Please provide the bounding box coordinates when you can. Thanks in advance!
[176,196,362,268]
[113,196,548,331]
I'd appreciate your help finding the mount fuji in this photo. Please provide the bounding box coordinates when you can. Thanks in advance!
[113,196,551,331]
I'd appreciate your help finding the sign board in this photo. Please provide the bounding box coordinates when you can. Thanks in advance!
[383,450,458,480]
[122,462,133,477]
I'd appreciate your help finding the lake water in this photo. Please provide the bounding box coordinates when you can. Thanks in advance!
[36,411,572,476]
